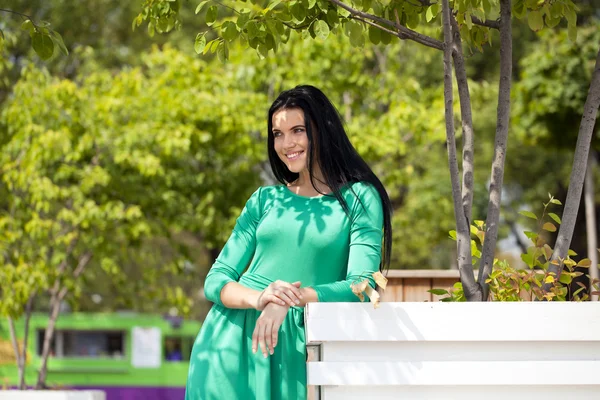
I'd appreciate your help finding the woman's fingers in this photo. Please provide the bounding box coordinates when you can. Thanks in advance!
[252,324,259,354]
[274,289,297,307]
[269,294,287,306]
[283,282,303,300]
[259,321,269,357]
[264,320,273,356]
[271,323,279,351]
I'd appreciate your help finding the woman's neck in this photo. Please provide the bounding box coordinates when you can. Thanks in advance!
[291,168,331,195]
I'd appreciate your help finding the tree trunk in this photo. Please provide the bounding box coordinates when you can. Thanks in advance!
[450,14,475,226]
[36,290,63,389]
[545,46,600,288]
[441,0,480,301]
[478,0,512,300]
[7,317,25,390]
[36,251,92,389]
[18,293,36,389]
[585,151,599,301]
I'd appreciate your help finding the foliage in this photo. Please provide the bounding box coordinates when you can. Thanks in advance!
[0,9,67,60]
[432,194,600,301]
[513,22,600,149]
[136,0,580,62]
[0,47,266,319]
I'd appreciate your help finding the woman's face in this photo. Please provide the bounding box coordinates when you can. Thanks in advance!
[272,108,310,175]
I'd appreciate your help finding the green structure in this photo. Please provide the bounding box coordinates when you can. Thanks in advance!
[0,312,202,400]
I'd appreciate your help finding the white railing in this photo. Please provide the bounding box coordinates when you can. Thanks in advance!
[305,302,600,400]
[1,391,105,400]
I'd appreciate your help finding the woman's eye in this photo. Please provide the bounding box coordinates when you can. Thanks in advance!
[294,128,305,133]
[273,131,282,138]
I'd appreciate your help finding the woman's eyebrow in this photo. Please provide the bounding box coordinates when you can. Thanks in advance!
[272,125,305,132]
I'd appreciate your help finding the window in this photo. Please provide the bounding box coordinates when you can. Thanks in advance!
[37,329,125,359]
[163,336,194,362]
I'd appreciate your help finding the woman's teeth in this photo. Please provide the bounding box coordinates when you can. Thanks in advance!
[286,151,303,160]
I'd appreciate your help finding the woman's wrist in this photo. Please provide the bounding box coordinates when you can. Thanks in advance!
[245,290,262,310]
[298,287,318,307]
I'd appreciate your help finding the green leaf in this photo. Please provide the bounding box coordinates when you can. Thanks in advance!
[568,21,577,42]
[209,39,220,53]
[568,249,578,256]
[558,273,572,285]
[206,6,218,26]
[195,1,209,14]
[266,0,282,10]
[482,0,491,15]
[519,210,537,220]
[523,231,538,240]
[449,230,457,240]
[327,9,339,26]
[245,20,259,39]
[257,43,268,58]
[521,252,534,268]
[148,21,156,37]
[237,11,251,29]
[465,13,473,30]
[527,10,544,31]
[428,288,449,296]
[194,33,207,54]
[565,8,576,25]
[548,213,561,224]
[368,25,380,44]
[550,198,562,205]
[21,20,35,34]
[308,0,317,8]
[380,30,391,45]
[314,20,330,40]
[48,30,68,56]
[217,41,229,62]
[32,32,54,60]
[425,6,435,22]
[578,258,592,268]
[222,21,239,41]
[542,222,556,232]
[291,2,306,21]
[513,0,526,19]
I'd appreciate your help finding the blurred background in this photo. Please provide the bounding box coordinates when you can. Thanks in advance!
[0,0,600,397]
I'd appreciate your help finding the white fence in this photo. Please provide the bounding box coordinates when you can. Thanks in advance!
[304,302,600,400]
[0,391,105,400]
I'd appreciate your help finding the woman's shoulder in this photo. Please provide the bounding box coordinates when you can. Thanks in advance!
[345,181,380,201]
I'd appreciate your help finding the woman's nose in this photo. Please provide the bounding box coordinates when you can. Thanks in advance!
[283,134,295,148]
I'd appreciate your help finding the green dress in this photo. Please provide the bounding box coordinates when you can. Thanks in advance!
[185,182,383,400]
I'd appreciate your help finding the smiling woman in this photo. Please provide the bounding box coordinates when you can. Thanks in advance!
[184,85,393,400]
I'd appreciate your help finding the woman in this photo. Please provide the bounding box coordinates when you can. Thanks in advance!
[185,85,392,400]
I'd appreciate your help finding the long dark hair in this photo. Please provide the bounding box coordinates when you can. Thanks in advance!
[267,85,393,271]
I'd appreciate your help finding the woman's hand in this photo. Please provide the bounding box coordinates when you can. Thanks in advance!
[256,280,302,310]
[252,302,289,358]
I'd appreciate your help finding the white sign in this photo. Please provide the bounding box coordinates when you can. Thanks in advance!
[131,327,161,368]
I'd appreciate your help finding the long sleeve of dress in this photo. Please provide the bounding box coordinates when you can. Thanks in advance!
[203,188,263,307]
[312,183,384,302]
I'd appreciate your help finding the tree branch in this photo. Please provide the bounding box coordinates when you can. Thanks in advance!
[7,317,24,378]
[442,0,480,301]
[0,9,33,21]
[585,151,599,301]
[472,15,500,29]
[36,250,93,389]
[20,293,36,389]
[349,16,413,45]
[544,45,600,290]
[478,0,512,299]
[450,14,475,230]
[328,0,444,51]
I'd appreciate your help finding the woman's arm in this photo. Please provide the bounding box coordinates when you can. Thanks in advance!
[299,183,384,305]
[203,188,263,308]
